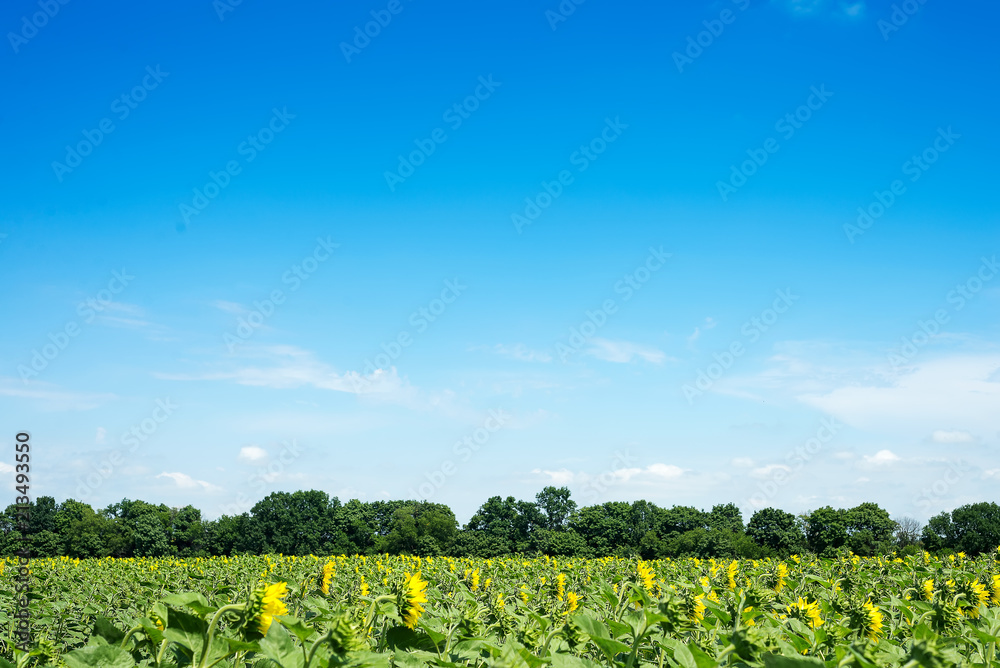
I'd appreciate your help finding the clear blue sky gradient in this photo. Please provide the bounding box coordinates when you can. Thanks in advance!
[1,0,998,522]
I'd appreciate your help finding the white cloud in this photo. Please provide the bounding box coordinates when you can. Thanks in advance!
[157,345,415,398]
[213,300,247,315]
[0,462,13,474]
[985,469,1000,479]
[586,338,668,364]
[931,429,975,444]
[646,463,686,479]
[751,464,792,479]
[157,472,222,492]
[731,457,755,468]
[801,355,1000,436]
[95,427,106,444]
[238,446,268,462]
[533,462,687,487]
[862,449,900,466]
[531,468,575,485]
[686,317,716,348]
[0,378,116,411]
[481,343,552,363]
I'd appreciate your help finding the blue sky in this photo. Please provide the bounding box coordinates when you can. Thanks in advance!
[1,0,998,523]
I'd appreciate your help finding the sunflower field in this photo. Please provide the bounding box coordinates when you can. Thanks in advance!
[2,549,1000,667]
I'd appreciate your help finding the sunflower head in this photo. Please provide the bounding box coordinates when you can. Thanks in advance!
[396,571,428,630]
[327,613,366,655]
[858,600,883,641]
[727,560,739,590]
[637,560,655,591]
[923,579,935,602]
[787,597,823,629]
[566,591,579,612]
[247,582,289,637]
[320,561,335,596]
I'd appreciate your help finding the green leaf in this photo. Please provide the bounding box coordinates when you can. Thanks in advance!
[162,608,208,654]
[570,613,610,639]
[92,616,126,645]
[687,642,720,668]
[275,614,315,643]
[62,645,138,668]
[259,623,305,668]
[763,654,826,668]
[674,643,698,668]
[589,636,632,663]
[160,591,216,617]
[550,654,605,668]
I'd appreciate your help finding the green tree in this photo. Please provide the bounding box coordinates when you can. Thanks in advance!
[845,502,896,556]
[949,502,1000,554]
[806,506,848,556]
[747,507,806,556]
[535,487,577,531]
[708,503,744,534]
[381,502,458,555]
[921,512,954,553]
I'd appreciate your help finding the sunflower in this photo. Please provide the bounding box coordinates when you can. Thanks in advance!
[923,579,934,602]
[256,582,289,636]
[774,562,789,593]
[399,571,428,630]
[690,594,706,623]
[566,591,580,612]
[320,561,335,595]
[991,574,1000,605]
[727,560,739,590]
[788,597,823,629]
[861,600,883,641]
[637,560,655,592]
[556,572,566,601]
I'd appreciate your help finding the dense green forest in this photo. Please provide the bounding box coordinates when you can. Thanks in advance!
[3,487,997,559]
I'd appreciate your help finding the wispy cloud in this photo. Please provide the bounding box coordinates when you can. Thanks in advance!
[931,429,975,444]
[477,343,552,363]
[0,378,116,411]
[157,345,464,415]
[157,472,222,492]
[585,338,669,364]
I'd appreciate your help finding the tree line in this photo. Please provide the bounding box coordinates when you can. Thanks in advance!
[2,488,998,559]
